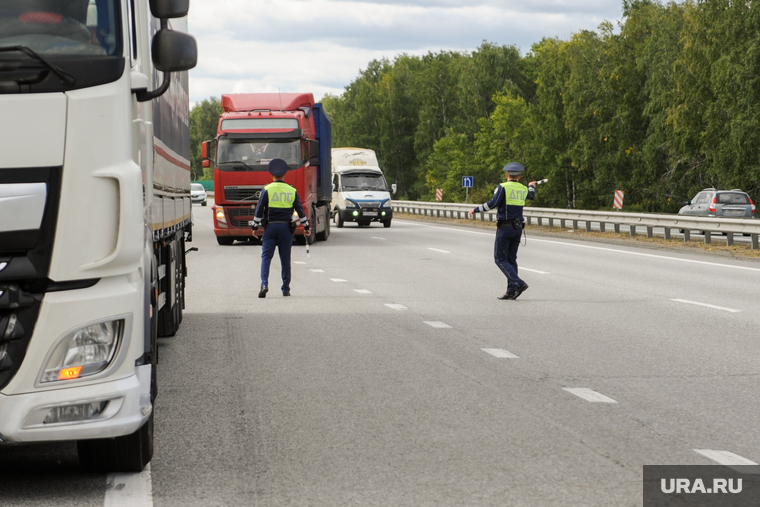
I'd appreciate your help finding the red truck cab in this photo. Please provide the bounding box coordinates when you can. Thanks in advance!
[202,93,332,245]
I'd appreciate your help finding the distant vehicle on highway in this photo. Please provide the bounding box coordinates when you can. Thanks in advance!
[191,183,208,206]
[678,188,755,219]
[331,148,394,228]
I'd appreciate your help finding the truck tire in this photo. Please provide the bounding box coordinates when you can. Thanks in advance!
[307,207,317,245]
[382,219,392,228]
[216,236,234,246]
[78,412,154,473]
[334,208,344,228]
[316,207,330,241]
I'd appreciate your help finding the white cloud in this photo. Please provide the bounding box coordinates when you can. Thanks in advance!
[188,0,624,106]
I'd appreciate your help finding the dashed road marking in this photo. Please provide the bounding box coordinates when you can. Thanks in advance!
[105,463,152,507]
[294,261,306,265]
[354,289,373,294]
[385,304,407,310]
[520,267,549,274]
[694,449,758,466]
[371,237,386,240]
[671,299,740,313]
[482,348,519,359]
[424,321,452,328]
[563,388,618,403]
[428,248,450,254]
[330,278,347,282]
[310,269,325,273]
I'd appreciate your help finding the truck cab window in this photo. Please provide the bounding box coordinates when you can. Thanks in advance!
[216,139,302,170]
[0,0,121,56]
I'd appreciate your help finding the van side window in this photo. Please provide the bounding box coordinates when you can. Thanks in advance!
[333,174,339,190]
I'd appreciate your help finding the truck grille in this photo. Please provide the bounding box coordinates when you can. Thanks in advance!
[224,186,263,202]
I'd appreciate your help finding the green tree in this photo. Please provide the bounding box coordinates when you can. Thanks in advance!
[189,97,222,180]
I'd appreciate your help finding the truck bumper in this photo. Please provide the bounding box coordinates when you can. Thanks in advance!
[0,365,151,443]
[339,208,393,222]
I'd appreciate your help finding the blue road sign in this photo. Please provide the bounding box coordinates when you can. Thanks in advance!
[462,176,473,188]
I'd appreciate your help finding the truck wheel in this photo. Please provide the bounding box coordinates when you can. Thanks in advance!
[317,207,330,241]
[201,201,207,207]
[307,207,317,245]
[382,219,392,228]
[334,208,344,228]
[216,236,234,246]
[78,412,154,473]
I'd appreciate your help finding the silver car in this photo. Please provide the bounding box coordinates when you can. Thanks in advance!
[191,183,208,206]
[678,188,755,219]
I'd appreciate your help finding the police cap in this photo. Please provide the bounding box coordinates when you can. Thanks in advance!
[268,158,289,177]
[503,162,525,176]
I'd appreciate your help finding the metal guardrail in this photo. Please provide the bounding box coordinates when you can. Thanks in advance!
[391,200,760,249]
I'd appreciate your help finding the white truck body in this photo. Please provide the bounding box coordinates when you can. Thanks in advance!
[331,148,393,227]
[0,0,196,471]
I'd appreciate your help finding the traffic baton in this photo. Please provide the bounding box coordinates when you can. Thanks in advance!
[306,237,310,259]
[535,178,549,185]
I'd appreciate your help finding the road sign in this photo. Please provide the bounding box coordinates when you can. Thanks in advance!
[614,190,624,210]
[462,176,473,188]
[435,189,443,201]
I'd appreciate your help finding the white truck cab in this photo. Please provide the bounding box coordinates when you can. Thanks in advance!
[331,148,394,228]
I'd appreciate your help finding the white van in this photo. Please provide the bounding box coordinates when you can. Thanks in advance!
[331,148,394,227]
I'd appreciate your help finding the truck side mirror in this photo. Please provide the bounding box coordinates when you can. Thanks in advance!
[150,0,190,18]
[152,30,197,72]
[391,184,397,194]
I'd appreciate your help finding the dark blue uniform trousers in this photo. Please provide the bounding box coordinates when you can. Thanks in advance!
[494,224,524,294]
[260,223,292,292]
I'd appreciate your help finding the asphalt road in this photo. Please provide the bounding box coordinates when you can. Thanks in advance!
[2,199,760,506]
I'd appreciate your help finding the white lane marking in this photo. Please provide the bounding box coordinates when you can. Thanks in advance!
[330,278,347,282]
[424,321,452,328]
[520,267,549,274]
[563,388,618,403]
[671,299,741,313]
[482,348,519,358]
[694,449,758,466]
[310,269,325,273]
[428,248,450,254]
[105,463,153,507]
[399,220,760,273]
[385,303,408,310]
[371,236,386,240]
[354,289,373,294]
[294,261,306,265]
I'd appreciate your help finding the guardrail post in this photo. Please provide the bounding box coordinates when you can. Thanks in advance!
[489,213,494,222]
[527,217,532,226]
[629,225,636,237]
[537,217,542,226]
[683,229,690,242]
[752,234,759,250]
[548,218,554,227]
[480,212,484,222]
[614,224,620,234]
[560,219,565,228]
[726,232,733,246]
[572,220,578,230]
[704,231,711,244]
[599,222,605,233]
[664,228,671,240]
[646,227,653,238]
[585,221,592,232]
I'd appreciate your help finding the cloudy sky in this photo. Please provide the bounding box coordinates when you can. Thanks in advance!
[188,0,626,106]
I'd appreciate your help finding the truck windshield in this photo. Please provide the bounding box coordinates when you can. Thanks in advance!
[216,139,302,171]
[0,0,120,56]
[341,173,388,191]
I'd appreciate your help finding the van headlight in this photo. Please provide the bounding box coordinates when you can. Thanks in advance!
[381,200,392,208]
[40,320,123,383]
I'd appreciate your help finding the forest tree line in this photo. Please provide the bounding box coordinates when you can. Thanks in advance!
[190,0,760,212]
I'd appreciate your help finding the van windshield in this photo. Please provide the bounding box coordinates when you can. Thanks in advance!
[341,172,388,191]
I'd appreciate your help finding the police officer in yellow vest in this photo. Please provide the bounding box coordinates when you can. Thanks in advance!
[469,162,537,300]
[251,158,310,298]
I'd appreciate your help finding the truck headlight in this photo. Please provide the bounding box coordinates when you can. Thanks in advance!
[215,208,226,223]
[40,320,123,383]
